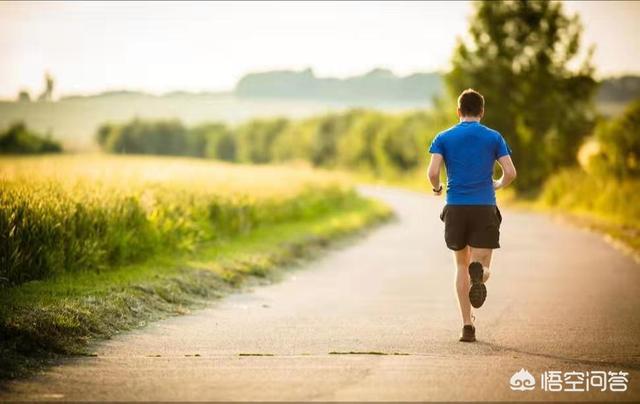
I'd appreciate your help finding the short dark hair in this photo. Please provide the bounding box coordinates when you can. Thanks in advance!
[457,89,484,117]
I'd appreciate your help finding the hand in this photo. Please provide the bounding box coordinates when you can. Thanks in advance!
[432,184,443,196]
[493,179,502,190]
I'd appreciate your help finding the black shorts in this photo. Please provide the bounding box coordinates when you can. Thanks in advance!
[439,205,502,251]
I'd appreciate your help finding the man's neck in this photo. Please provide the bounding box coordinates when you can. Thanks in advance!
[460,116,481,123]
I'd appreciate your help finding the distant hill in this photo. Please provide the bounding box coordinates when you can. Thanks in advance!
[0,92,364,150]
[595,75,640,116]
[236,68,640,105]
[235,68,443,102]
[597,75,640,102]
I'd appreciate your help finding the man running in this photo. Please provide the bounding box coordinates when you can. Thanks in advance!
[427,89,517,342]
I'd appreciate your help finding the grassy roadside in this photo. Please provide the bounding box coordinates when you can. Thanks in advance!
[525,169,640,257]
[0,194,392,382]
[0,155,357,286]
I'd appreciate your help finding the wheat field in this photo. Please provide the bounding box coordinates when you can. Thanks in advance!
[0,154,354,286]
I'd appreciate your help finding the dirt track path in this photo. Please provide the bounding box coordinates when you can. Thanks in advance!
[2,186,639,401]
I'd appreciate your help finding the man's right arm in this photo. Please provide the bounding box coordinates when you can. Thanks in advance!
[494,155,517,190]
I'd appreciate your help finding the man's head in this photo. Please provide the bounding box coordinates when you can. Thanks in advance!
[457,88,484,119]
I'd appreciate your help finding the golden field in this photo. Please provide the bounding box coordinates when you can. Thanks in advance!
[0,154,354,285]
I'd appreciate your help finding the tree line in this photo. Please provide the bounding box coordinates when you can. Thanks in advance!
[96,108,455,177]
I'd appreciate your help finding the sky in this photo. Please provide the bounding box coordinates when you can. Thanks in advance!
[0,1,639,99]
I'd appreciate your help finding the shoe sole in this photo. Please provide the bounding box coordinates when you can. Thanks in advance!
[469,262,487,308]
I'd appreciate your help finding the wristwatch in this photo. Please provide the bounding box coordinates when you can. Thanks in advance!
[433,185,443,193]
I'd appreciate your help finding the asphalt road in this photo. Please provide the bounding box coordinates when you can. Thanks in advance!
[2,186,639,401]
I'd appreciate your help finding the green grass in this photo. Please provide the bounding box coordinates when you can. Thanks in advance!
[536,168,640,253]
[0,194,391,382]
[0,182,354,286]
[0,155,357,286]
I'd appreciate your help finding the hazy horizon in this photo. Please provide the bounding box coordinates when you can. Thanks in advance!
[1,67,444,101]
[1,1,639,100]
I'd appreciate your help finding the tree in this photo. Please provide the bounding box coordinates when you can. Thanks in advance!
[17,90,31,102]
[38,72,55,102]
[309,111,359,167]
[590,99,640,178]
[195,123,236,161]
[0,122,62,154]
[235,118,289,164]
[270,120,314,163]
[336,111,385,172]
[97,119,190,156]
[446,0,597,190]
[96,123,113,147]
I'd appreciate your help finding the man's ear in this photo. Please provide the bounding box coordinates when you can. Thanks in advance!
[479,109,484,119]
[456,108,462,118]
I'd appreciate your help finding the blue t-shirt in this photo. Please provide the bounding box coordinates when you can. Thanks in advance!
[429,121,511,205]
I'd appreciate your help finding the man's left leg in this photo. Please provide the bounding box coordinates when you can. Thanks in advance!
[453,246,473,326]
[468,247,493,308]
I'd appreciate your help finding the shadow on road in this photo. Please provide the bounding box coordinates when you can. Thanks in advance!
[475,341,640,370]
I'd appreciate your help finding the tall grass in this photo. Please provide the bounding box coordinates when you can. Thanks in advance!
[539,168,640,228]
[0,155,353,286]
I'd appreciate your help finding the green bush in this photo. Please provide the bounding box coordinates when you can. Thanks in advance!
[235,118,289,164]
[589,99,640,178]
[308,111,362,167]
[336,111,385,171]
[0,122,62,154]
[197,123,236,161]
[271,119,315,163]
[97,119,191,156]
[540,168,640,227]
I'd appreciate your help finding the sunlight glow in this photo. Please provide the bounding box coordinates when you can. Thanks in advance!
[0,1,638,99]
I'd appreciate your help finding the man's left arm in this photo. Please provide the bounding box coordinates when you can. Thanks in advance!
[428,153,444,195]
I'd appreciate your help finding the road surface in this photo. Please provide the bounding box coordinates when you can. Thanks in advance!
[2,186,639,401]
